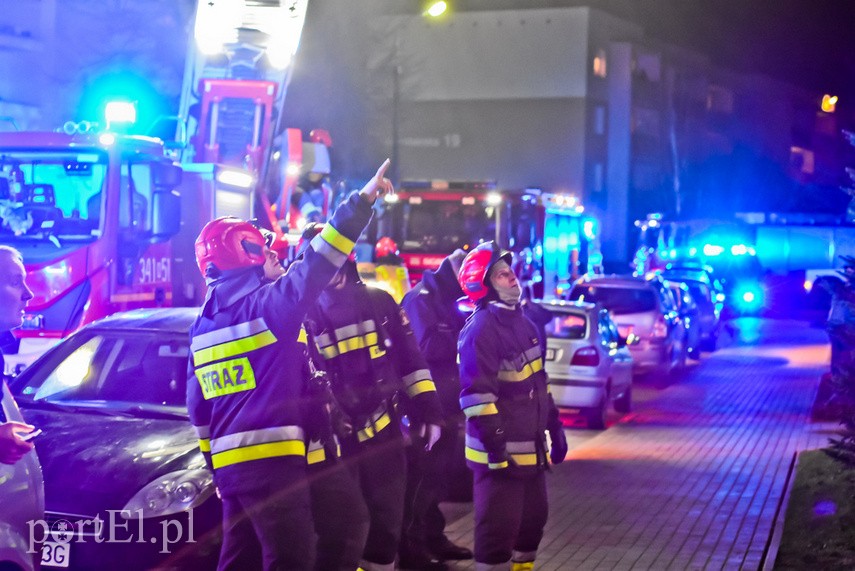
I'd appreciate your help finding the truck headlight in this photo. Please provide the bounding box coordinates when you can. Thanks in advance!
[122,469,214,519]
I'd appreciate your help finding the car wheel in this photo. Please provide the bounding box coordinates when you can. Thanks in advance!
[613,385,632,414]
[587,391,607,430]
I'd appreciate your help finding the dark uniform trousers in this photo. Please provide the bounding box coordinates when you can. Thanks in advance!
[402,422,457,549]
[218,469,315,571]
[473,469,548,565]
[342,430,408,566]
[309,458,371,571]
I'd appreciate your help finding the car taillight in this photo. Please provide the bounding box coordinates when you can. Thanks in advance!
[571,346,600,366]
[652,317,668,338]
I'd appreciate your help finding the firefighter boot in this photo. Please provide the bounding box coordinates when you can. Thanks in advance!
[428,535,473,561]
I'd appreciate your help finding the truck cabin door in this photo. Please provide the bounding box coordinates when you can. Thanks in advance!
[112,160,173,310]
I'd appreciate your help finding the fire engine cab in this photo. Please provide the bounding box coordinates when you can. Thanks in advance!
[0,122,253,374]
[372,180,602,300]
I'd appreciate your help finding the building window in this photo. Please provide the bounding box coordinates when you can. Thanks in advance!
[594,105,606,135]
[593,49,607,78]
[790,146,815,174]
[593,163,604,193]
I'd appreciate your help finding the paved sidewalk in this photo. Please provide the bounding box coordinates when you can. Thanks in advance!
[441,319,834,570]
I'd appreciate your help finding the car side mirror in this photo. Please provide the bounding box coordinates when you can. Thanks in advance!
[151,188,181,241]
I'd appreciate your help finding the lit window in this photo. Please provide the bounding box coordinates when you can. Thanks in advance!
[790,146,815,174]
[593,49,607,78]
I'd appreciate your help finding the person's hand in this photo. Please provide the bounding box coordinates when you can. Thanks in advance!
[549,427,568,465]
[0,422,35,465]
[358,159,394,203]
[418,423,442,451]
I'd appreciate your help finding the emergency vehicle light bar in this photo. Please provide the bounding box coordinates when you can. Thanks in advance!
[400,180,498,191]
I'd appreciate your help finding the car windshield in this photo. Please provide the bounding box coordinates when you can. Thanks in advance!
[545,312,587,339]
[13,330,188,409]
[0,149,107,241]
[569,285,657,315]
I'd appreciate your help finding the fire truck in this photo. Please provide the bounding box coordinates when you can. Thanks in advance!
[0,126,254,373]
[177,0,331,238]
[371,180,602,300]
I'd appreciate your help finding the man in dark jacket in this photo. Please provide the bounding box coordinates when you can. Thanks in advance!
[457,241,568,571]
[305,232,444,571]
[186,160,392,571]
[399,249,473,568]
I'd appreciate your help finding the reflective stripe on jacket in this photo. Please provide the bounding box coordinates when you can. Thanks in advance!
[458,301,559,474]
[307,283,443,445]
[186,192,373,493]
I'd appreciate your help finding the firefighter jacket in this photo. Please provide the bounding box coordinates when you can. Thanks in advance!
[458,300,562,475]
[401,256,467,418]
[306,282,443,445]
[186,192,373,494]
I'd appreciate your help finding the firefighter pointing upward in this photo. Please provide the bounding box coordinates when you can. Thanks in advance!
[186,160,392,571]
[304,224,444,571]
[457,241,568,571]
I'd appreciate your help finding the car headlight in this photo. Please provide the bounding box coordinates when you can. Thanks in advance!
[122,469,214,519]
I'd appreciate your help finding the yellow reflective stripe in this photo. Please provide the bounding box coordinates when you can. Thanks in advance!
[320,223,355,254]
[465,447,531,467]
[211,440,306,469]
[511,562,535,571]
[511,453,538,466]
[319,332,380,359]
[497,358,543,382]
[297,327,308,345]
[307,447,326,465]
[198,438,211,453]
[357,412,392,442]
[406,380,436,398]
[193,330,277,366]
[369,345,386,359]
[464,403,499,418]
[466,447,509,470]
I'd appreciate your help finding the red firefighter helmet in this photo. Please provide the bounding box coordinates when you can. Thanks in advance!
[195,217,266,276]
[458,241,512,302]
[375,237,399,259]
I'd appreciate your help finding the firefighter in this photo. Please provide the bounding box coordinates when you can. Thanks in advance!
[399,249,473,568]
[186,160,392,571]
[259,230,371,571]
[304,225,444,571]
[456,242,568,571]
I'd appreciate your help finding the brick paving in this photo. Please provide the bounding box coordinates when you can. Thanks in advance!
[440,318,834,570]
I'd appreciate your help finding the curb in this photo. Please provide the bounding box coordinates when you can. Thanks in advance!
[760,450,800,571]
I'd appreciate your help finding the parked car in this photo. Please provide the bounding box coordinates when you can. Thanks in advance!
[0,380,44,571]
[537,299,634,429]
[568,275,685,378]
[665,280,702,359]
[662,273,722,351]
[9,308,221,571]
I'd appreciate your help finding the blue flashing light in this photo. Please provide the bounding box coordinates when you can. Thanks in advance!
[703,244,725,256]
[105,101,137,128]
[733,282,764,313]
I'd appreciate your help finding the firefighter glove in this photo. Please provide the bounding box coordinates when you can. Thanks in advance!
[549,427,568,465]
